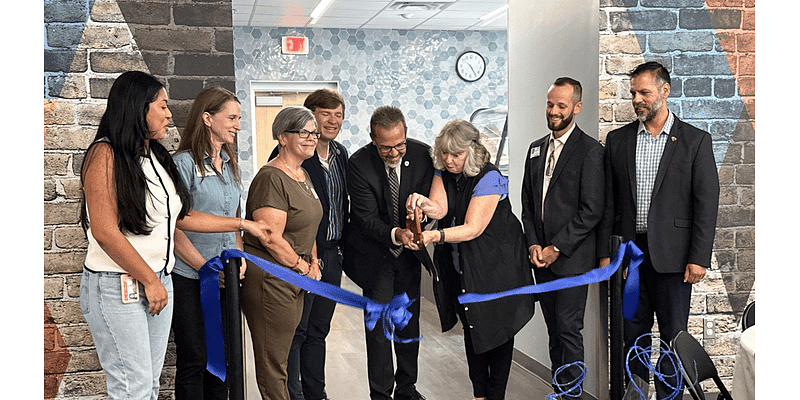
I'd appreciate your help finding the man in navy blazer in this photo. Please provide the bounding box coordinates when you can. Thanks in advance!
[600,62,719,397]
[342,106,433,400]
[521,77,605,398]
[269,89,349,400]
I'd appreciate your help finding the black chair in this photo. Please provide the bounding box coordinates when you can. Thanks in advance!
[741,301,755,331]
[670,331,734,400]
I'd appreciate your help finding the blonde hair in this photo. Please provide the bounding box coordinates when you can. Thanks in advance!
[432,119,490,177]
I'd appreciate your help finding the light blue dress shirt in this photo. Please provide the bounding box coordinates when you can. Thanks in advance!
[172,150,242,279]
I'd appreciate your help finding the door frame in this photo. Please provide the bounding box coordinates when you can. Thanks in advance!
[247,81,338,175]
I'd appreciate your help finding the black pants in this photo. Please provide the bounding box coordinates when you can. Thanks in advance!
[458,307,514,400]
[535,267,589,399]
[362,252,421,400]
[171,273,228,400]
[624,235,692,399]
[287,243,343,400]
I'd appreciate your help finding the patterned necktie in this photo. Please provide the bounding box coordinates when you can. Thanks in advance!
[388,166,402,257]
[546,139,559,177]
[543,139,561,218]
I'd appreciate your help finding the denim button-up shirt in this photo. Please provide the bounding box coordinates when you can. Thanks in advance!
[172,150,242,279]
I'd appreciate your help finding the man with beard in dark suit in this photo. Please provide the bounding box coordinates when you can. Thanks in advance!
[600,62,719,398]
[521,77,605,399]
[342,106,433,400]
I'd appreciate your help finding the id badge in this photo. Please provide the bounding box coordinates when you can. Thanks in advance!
[120,274,140,303]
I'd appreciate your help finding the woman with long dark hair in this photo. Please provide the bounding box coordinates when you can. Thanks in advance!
[170,86,244,399]
[79,71,267,400]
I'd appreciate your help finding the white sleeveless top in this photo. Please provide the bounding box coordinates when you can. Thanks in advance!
[85,152,183,274]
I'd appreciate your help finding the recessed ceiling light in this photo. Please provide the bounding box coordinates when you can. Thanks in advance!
[309,0,335,25]
[479,4,508,21]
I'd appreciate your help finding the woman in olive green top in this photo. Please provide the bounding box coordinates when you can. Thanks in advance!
[242,106,324,400]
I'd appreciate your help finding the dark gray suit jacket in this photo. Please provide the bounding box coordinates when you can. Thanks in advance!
[341,138,435,289]
[521,125,605,276]
[600,115,719,273]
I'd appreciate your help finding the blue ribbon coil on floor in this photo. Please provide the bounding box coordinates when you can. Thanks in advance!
[198,249,420,381]
[547,361,588,400]
[626,333,685,400]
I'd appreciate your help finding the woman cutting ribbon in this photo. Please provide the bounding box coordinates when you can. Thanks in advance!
[405,119,535,400]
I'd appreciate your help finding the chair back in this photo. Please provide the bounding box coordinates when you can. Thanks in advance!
[741,301,755,331]
[671,331,719,400]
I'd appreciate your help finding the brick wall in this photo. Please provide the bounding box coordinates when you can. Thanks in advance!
[599,0,755,391]
[43,1,234,398]
[44,0,755,398]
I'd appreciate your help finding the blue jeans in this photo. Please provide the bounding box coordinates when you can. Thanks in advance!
[80,268,174,400]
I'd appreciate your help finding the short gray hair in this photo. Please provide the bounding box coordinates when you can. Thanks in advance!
[432,119,490,177]
[272,106,315,140]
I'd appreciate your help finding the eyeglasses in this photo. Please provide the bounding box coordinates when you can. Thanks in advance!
[284,129,321,139]
[376,141,407,153]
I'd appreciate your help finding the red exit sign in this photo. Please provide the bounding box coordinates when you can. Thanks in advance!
[281,36,308,55]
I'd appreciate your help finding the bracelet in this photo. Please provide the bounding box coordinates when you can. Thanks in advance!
[294,256,303,273]
[238,217,244,232]
[438,229,445,244]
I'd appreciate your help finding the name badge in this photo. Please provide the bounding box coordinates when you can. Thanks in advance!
[530,147,540,158]
[120,274,140,303]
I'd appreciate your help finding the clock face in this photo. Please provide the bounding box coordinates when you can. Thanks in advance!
[456,51,486,82]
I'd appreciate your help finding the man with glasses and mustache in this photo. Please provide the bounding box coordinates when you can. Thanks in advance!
[342,105,433,400]
[600,62,719,398]
[520,77,605,399]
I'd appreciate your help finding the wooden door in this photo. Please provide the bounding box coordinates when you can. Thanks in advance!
[253,92,312,169]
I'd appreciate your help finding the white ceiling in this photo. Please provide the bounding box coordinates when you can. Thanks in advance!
[232,0,508,30]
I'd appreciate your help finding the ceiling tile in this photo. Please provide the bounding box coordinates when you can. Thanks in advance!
[232,0,507,30]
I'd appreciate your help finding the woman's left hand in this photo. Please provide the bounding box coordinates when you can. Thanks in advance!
[307,261,322,281]
[239,258,247,280]
[241,219,269,242]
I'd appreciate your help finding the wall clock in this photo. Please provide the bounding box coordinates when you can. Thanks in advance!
[456,51,486,82]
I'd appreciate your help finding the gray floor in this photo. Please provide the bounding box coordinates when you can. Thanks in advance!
[323,276,556,400]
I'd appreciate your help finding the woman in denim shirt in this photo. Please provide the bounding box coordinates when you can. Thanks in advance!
[171,87,245,400]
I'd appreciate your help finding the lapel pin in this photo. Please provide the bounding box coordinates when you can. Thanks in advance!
[671,136,677,141]
[404,160,409,167]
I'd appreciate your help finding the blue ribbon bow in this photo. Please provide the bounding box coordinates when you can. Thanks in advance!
[198,249,421,381]
[457,240,643,322]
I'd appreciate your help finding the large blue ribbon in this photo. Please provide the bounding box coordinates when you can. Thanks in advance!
[198,249,420,381]
[457,240,643,322]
